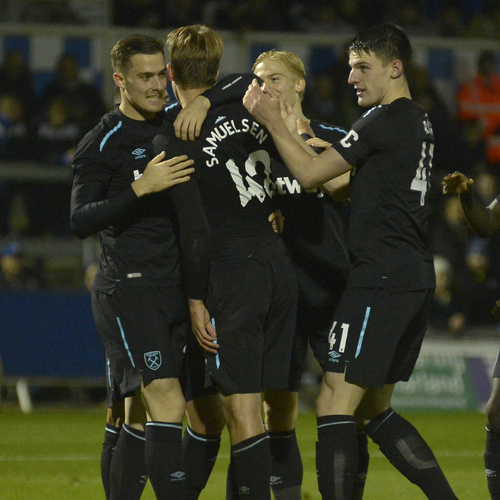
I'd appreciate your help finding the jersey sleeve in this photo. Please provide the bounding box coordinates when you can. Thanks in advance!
[70,149,139,240]
[332,107,385,168]
[202,73,257,107]
[153,134,210,300]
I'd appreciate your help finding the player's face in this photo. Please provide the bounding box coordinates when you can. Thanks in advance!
[253,59,304,108]
[347,50,393,108]
[115,52,167,120]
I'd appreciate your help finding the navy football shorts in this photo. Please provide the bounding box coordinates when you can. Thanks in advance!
[92,286,188,401]
[325,287,434,387]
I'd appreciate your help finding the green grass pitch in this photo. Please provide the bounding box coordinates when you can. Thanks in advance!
[0,407,487,499]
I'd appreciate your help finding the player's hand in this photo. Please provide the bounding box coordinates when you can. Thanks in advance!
[307,137,332,149]
[174,95,210,142]
[492,299,500,321]
[243,79,282,127]
[282,100,297,133]
[442,171,474,195]
[189,299,219,354]
[269,209,284,234]
[132,151,194,197]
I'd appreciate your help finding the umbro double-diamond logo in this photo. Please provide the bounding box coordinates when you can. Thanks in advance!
[170,471,186,481]
[329,350,341,363]
[132,148,146,159]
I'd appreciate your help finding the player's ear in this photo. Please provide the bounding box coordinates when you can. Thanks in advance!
[167,63,175,82]
[113,72,125,89]
[391,60,403,79]
[295,78,305,94]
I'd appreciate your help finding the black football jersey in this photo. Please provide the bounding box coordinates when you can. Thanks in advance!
[71,107,208,294]
[333,98,436,292]
[271,120,350,290]
[163,101,287,265]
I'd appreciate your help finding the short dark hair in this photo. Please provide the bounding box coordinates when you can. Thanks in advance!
[347,23,412,69]
[167,25,223,90]
[111,34,164,73]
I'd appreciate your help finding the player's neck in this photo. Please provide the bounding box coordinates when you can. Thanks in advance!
[380,81,411,105]
[178,87,211,108]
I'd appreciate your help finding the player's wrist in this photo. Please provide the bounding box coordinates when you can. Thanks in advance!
[131,178,148,198]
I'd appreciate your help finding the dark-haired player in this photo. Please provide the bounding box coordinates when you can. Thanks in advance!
[71,33,203,500]
[244,23,458,499]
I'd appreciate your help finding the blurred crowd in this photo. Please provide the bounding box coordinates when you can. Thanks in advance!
[3,0,500,39]
[1,2,500,334]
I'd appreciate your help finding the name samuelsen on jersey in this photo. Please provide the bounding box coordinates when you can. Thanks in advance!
[203,117,268,167]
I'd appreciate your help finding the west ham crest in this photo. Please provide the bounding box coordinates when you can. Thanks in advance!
[144,351,162,371]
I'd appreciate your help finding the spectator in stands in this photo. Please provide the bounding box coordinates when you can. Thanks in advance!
[429,255,466,335]
[392,1,439,36]
[303,70,359,130]
[19,0,83,24]
[0,241,46,291]
[0,92,32,235]
[454,118,488,175]
[434,3,468,36]
[164,0,204,27]
[32,96,82,166]
[429,195,473,276]
[201,0,235,30]
[0,49,36,110]
[457,50,500,167]
[230,0,290,31]
[113,0,166,28]
[302,3,357,34]
[37,53,106,131]
[0,92,32,161]
[457,237,500,328]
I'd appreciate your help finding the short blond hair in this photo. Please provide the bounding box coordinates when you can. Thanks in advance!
[252,49,306,100]
[167,25,223,90]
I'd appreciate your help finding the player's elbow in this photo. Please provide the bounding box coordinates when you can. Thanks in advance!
[70,213,92,240]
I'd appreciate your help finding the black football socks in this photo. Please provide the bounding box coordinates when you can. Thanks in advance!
[269,429,303,500]
[109,423,147,500]
[365,408,458,500]
[316,415,358,500]
[353,430,370,500]
[485,426,500,500]
[101,423,120,499]
[230,432,272,499]
[145,422,185,500]
[183,426,221,499]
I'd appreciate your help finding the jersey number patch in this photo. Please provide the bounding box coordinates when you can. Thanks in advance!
[226,150,274,207]
[328,321,349,352]
[411,141,433,206]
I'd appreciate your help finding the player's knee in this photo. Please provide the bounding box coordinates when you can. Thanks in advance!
[187,397,226,434]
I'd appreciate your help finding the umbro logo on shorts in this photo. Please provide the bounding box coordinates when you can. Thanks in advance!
[329,350,341,363]
[170,471,185,481]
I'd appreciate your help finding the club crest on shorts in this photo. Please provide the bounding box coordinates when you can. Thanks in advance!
[144,351,162,370]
